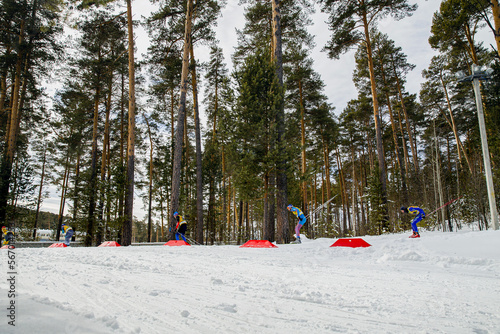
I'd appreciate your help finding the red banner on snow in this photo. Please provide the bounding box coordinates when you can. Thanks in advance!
[240,240,278,248]
[48,243,68,248]
[330,238,371,248]
[164,240,191,246]
[98,241,121,247]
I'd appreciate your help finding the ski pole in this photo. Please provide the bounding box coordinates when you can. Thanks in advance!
[186,236,202,245]
[427,196,463,216]
[305,195,338,219]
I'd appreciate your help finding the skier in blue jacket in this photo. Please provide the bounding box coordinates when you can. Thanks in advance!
[401,206,425,238]
[287,204,306,243]
[61,224,74,246]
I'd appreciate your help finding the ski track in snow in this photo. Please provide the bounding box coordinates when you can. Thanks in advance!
[1,230,500,333]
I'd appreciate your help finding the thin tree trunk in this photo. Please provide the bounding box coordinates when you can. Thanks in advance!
[322,136,332,225]
[190,45,204,244]
[170,0,194,239]
[118,69,125,226]
[264,174,270,240]
[86,81,100,247]
[377,49,408,203]
[434,121,446,230]
[33,145,47,239]
[237,200,243,245]
[106,145,111,241]
[392,54,419,174]
[72,153,81,222]
[160,187,165,240]
[245,202,250,241]
[0,20,25,222]
[97,82,112,246]
[396,106,411,179]
[362,11,388,221]
[299,80,308,217]
[56,153,70,241]
[335,148,350,236]
[272,0,288,243]
[440,71,473,173]
[145,117,154,242]
[123,0,136,246]
[351,144,358,234]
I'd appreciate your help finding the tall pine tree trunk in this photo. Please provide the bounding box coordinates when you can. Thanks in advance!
[362,11,388,225]
[190,45,204,245]
[393,60,419,174]
[377,49,408,203]
[145,117,154,242]
[97,82,112,246]
[33,145,47,239]
[299,80,308,218]
[322,136,332,226]
[123,0,136,246]
[272,0,288,244]
[0,20,25,223]
[56,152,70,242]
[433,121,446,230]
[86,84,100,246]
[118,70,126,229]
[170,0,194,239]
[440,70,472,173]
[73,153,81,222]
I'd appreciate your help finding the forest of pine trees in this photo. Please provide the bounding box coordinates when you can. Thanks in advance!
[1,0,499,245]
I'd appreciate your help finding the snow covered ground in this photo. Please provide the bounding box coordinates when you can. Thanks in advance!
[1,229,500,334]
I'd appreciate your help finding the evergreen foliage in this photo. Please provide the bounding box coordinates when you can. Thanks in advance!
[1,0,499,245]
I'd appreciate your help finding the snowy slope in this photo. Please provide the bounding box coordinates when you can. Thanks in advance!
[1,230,500,334]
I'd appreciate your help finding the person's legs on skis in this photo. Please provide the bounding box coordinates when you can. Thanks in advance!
[294,223,302,243]
[410,216,422,238]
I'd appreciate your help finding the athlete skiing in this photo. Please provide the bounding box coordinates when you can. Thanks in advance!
[400,206,425,238]
[61,224,74,246]
[173,212,188,242]
[287,204,306,243]
[1,226,14,246]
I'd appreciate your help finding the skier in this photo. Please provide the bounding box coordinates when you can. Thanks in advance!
[400,206,425,238]
[287,204,306,243]
[61,224,74,246]
[1,226,14,246]
[173,212,188,242]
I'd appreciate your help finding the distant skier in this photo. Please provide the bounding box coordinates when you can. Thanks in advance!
[287,204,306,243]
[1,226,14,246]
[400,206,425,238]
[61,224,74,246]
[173,212,188,242]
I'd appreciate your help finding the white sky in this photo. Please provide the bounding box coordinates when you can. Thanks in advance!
[38,0,495,220]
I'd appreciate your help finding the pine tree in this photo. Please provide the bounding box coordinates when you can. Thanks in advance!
[318,0,417,227]
[0,0,63,223]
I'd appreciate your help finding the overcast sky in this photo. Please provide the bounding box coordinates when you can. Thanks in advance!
[39,0,494,221]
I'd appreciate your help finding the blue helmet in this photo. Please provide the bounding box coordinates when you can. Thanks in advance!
[287,205,292,209]
[173,211,179,217]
